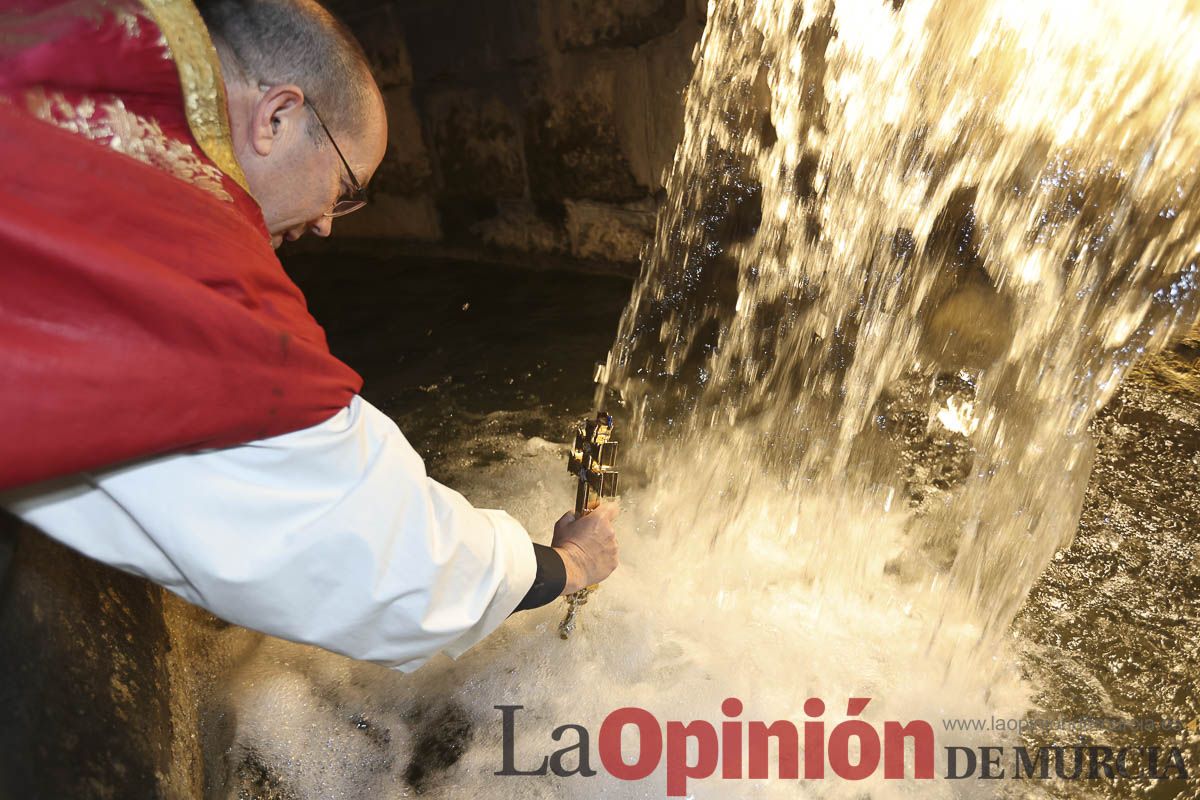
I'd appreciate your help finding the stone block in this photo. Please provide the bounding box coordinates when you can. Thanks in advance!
[426,90,528,232]
[548,0,688,51]
[396,0,542,83]
[608,24,700,190]
[323,2,414,88]
[0,520,175,799]
[524,74,646,207]
[328,82,439,240]
[322,0,706,266]
[565,198,655,264]
[473,200,567,255]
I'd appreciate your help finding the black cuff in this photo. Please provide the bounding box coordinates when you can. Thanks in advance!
[513,543,567,613]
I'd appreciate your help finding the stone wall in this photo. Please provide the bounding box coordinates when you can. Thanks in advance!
[0,516,179,800]
[320,0,706,270]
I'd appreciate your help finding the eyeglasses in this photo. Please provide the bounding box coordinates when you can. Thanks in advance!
[305,100,368,218]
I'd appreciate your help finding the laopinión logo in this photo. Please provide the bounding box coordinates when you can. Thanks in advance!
[495,699,1193,796]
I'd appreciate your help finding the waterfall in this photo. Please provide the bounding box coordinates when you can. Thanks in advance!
[599,0,1200,671]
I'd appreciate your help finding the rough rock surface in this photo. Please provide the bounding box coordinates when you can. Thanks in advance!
[315,0,705,270]
[0,517,176,799]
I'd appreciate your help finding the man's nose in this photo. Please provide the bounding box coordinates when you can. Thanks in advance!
[310,216,333,238]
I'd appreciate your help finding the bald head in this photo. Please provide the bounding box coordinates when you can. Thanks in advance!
[197,0,376,137]
[196,0,388,246]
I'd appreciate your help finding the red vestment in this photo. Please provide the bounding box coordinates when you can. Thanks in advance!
[0,0,362,490]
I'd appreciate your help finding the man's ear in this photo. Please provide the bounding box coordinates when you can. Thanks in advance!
[250,85,307,157]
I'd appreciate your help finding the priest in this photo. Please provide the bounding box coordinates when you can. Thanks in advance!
[0,0,619,671]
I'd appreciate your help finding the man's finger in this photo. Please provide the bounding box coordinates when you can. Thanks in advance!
[590,500,620,521]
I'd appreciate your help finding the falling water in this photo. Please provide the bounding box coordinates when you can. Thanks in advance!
[599,0,1200,670]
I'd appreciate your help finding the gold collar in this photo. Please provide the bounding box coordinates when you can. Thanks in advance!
[137,0,250,194]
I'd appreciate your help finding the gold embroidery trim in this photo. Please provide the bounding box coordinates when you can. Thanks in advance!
[25,88,234,203]
[136,0,250,194]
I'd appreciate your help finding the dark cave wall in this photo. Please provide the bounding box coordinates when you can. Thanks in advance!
[321,0,707,268]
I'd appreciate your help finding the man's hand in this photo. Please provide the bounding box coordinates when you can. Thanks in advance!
[551,503,619,595]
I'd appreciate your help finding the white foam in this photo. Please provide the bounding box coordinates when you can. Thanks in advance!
[215,432,1032,799]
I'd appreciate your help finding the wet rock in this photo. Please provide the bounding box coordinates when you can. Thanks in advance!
[234,750,298,800]
[920,280,1015,371]
[0,517,175,800]
[1016,340,1200,765]
[403,702,474,794]
[564,199,655,264]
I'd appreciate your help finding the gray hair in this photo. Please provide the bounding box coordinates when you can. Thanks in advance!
[196,0,376,141]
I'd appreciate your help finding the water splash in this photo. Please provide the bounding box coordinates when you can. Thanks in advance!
[599,0,1200,671]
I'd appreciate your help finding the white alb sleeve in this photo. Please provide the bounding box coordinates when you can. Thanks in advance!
[0,395,538,672]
